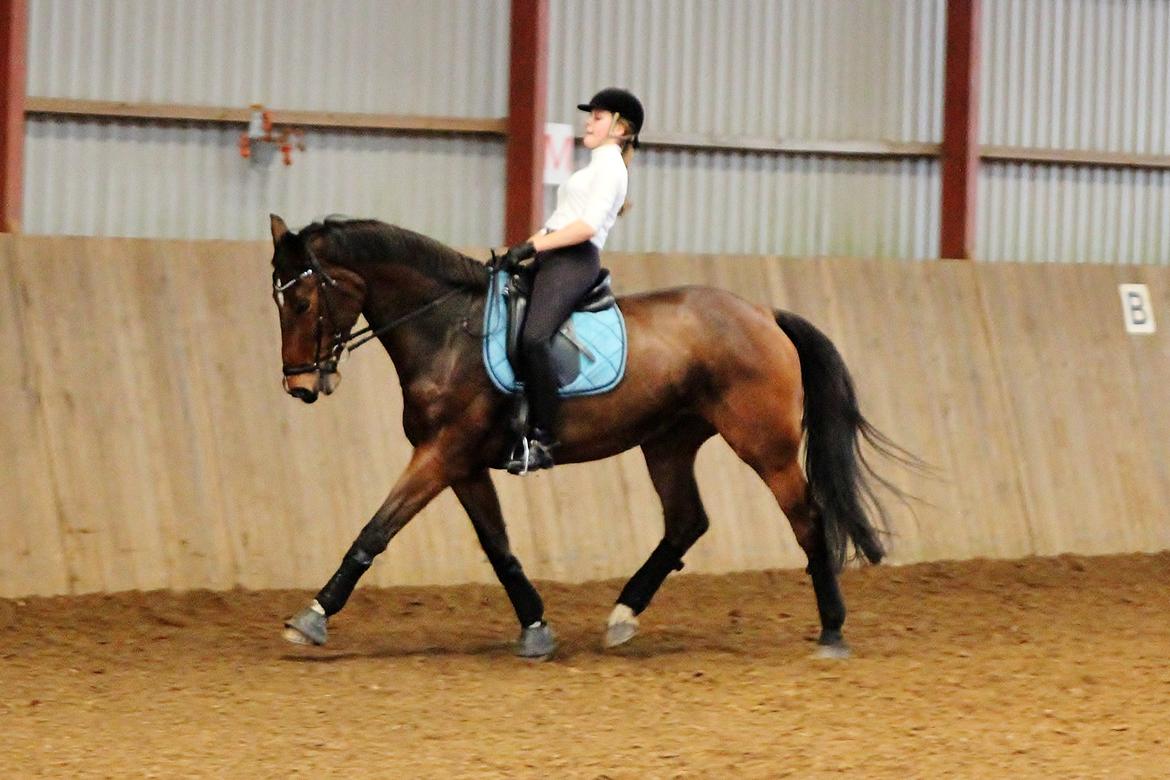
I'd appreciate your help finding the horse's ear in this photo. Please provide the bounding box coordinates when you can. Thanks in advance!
[270,214,289,244]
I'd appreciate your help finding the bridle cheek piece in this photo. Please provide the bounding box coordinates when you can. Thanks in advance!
[275,262,349,384]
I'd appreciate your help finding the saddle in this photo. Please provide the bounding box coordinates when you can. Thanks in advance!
[503,264,617,387]
[481,259,626,449]
[482,260,631,442]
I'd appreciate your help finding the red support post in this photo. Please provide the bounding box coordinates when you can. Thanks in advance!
[939,0,981,259]
[0,0,27,233]
[504,0,548,245]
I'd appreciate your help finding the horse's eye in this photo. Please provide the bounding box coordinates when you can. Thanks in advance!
[294,298,311,315]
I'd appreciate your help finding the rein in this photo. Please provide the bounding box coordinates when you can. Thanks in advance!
[343,287,463,352]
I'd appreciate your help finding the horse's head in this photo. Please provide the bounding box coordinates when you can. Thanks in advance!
[269,214,367,403]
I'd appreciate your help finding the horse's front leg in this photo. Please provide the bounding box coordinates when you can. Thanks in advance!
[282,444,450,646]
[452,472,555,660]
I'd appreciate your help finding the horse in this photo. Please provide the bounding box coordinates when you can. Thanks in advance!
[270,213,914,660]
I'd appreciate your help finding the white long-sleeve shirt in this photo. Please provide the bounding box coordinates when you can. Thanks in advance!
[543,143,628,249]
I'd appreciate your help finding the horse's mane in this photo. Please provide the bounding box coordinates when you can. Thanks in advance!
[300,216,490,291]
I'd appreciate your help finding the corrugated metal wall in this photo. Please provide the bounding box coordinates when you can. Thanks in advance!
[23,0,509,243]
[590,149,939,258]
[20,0,1170,263]
[28,0,509,115]
[548,0,944,143]
[979,163,1170,265]
[547,0,946,257]
[981,0,1168,154]
[23,0,946,256]
[22,119,504,243]
[979,0,1170,263]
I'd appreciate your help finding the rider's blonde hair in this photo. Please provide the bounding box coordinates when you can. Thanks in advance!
[614,116,636,217]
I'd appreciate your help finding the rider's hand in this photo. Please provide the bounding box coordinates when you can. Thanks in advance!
[502,241,537,266]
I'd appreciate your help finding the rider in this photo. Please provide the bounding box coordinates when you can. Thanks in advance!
[502,87,643,474]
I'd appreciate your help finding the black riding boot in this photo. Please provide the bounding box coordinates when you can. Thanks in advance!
[506,339,560,475]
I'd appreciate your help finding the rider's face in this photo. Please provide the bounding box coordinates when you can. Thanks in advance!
[583,109,617,149]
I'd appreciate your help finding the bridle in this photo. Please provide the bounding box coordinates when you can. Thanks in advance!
[275,244,350,383]
[274,244,462,385]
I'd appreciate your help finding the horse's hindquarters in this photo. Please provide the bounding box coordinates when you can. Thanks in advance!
[553,287,800,461]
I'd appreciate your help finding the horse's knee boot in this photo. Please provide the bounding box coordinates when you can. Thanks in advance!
[618,540,686,615]
[806,554,846,632]
[315,544,374,616]
[491,555,544,627]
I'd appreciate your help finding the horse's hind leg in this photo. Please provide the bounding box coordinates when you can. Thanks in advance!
[606,422,714,648]
[452,471,554,660]
[709,383,850,659]
[765,460,850,659]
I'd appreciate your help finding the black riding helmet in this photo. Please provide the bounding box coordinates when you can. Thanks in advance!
[577,87,644,148]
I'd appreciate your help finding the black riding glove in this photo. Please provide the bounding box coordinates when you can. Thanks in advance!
[503,241,537,266]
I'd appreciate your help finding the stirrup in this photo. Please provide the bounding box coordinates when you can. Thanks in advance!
[505,435,556,475]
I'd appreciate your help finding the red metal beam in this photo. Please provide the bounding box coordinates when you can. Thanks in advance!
[939,0,981,259]
[0,0,27,233]
[504,0,548,245]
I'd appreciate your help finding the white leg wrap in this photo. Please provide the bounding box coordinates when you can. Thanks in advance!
[607,603,637,628]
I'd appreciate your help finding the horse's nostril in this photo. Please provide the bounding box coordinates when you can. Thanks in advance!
[289,387,318,404]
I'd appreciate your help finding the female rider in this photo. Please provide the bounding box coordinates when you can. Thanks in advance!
[501,87,643,473]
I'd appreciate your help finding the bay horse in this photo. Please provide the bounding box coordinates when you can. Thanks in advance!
[271,214,912,660]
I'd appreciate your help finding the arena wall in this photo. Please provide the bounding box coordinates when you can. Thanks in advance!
[3,234,1169,598]
[23,1,1168,263]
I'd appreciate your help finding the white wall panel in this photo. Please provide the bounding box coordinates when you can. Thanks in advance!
[24,118,505,245]
[978,162,1170,264]
[981,0,1170,154]
[548,0,945,143]
[28,0,510,117]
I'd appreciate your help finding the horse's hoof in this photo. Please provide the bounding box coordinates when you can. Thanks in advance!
[283,603,328,646]
[605,622,638,648]
[604,604,639,648]
[813,640,851,660]
[516,621,556,660]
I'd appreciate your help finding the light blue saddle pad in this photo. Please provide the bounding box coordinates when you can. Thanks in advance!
[482,270,628,397]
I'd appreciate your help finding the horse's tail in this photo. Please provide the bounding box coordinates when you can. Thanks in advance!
[775,310,919,571]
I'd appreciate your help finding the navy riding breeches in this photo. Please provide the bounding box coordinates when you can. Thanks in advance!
[519,240,601,432]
